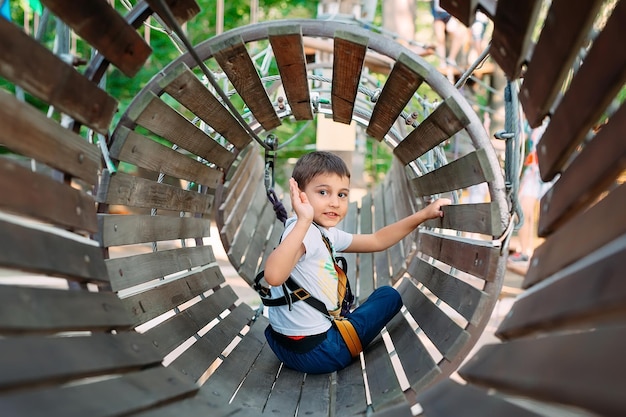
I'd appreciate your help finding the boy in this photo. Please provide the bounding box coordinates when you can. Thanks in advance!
[263,151,450,373]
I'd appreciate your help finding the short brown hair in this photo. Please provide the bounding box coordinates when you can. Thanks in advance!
[292,151,351,189]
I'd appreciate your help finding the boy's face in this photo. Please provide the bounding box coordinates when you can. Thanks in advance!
[302,172,350,228]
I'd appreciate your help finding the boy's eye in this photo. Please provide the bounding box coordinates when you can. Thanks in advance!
[338,192,348,199]
[319,190,328,196]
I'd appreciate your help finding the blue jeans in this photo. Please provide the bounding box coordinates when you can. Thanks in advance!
[265,286,403,374]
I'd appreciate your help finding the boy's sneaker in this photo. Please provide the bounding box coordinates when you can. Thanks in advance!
[508,252,529,263]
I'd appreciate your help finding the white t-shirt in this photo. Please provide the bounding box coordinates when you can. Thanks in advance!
[268,218,353,336]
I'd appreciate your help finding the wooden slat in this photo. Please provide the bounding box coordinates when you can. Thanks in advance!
[128,92,235,169]
[158,63,252,150]
[110,127,223,188]
[398,278,470,360]
[238,201,278,283]
[524,182,626,288]
[331,30,368,124]
[424,202,504,237]
[97,171,214,215]
[0,18,117,134]
[132,396,256,417]
[170,304,253,382]
[537,101,626,237]
[145,0,200,25]
[98,214,211,247]
[416,379,540,417]
[0,219,108,284]
[0,332,163,390]
[407,257,487,325]
[106,245,215,292]
[393,98,470,165]
[419,231,500,281]
[200,316,269,404]
[459,327,626,416]
[411,149,494,196]
[228,343,281,411]
[0,90,101,186]
[0,158,98,233]
[384,179,405,280]
[143,287,238,357]
[40,0,151,77]
[268,25,313,121]
[440,0,479,26]
[335,361,368,415]
[497,240,625,340]
[366,53,428,141]
[386,313,441,391]
[211,35,281,131]
[358,193,375,300]
[338,201,358,291]
[296,373,333,416]
[373,185,391,287]
[121,265,225,326]
[537,0,626,181]
[489,0,542,79]
[363,339,404,410]
[519,0,604,127]
[262,367,305,415]
[0,366,198,417]
[0,286,131,333]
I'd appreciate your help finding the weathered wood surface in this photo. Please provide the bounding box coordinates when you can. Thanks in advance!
[331,30,368,124]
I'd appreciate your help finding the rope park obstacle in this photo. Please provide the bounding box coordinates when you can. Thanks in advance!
[0,0,625,416]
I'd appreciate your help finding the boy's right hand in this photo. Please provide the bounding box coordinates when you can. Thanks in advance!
[289,178,314,223]
[423,198,451,220]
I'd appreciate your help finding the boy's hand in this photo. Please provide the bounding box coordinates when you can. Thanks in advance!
[289,178,314,222]
[423,198,451,219]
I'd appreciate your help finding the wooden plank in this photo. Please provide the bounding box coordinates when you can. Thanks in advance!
[331,30,369,124]
[385,312,441,392]
[441,0,479,26]
[0,158,98,233]
[373,185,391,287]
[238,201,278,284]
[199,316,269,404]
[524,183,626,288]
[221,169,266,249]
[110,127,223,188]
[0,219,108,284]
[358,193,375,300]
[424,202,504,237]
[411,149,494,196]
[520,0,604,127]
[0,286,131,333]
[158,63,252,150]
[97,171,214,215]
[537,0,626,181]
[142,287,238,357]
[0,18,117,134]
[132,396,257,417]
[418,231,500,281]
[498,241,625,340]
[121,265,225,326]
[338,201,358,292]
[268,25,313,121]
[417,379,540,417]
[40,0,151,77]
[145,0,200,25]
[366,53,428,141]
[170,304,253,382]
[0,90,101,185]
[106,245,215,292]
[211,35,281,131]
[97,214,211,247]
[398,278,470,360]
[489,0,542,79]
[297,373,332,416]
[262,367,304,415]
[363,339,404,410]
[393,98,470,165]
[128,92,236,169]
[0,366,198,417]
[460,327,626,416]
[0,332,163,390]
[537,101,626,236]
[335,361,368,415]
[407,258,487,325]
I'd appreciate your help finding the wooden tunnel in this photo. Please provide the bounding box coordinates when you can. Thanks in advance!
[0,0,624,416]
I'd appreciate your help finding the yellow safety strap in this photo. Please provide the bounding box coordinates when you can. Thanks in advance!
[333,318,362,357]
